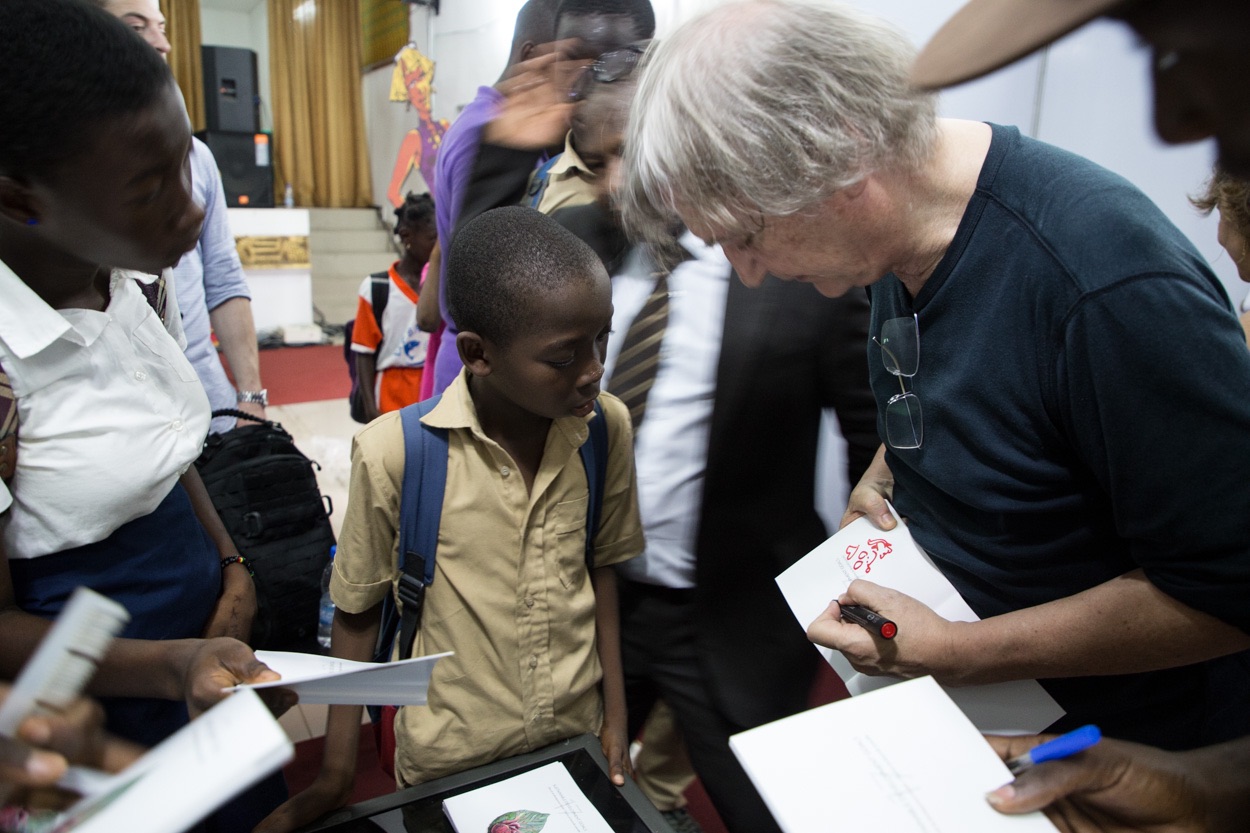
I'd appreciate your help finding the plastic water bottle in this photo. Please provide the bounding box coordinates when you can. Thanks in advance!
[317,546,336,650]
[283,182,295,208]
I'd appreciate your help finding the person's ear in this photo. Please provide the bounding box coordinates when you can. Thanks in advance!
[0,175,40,227]
[517,40,539,62]
[457,331,492,377]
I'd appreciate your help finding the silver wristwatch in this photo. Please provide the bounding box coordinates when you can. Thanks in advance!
[236,389,269,407]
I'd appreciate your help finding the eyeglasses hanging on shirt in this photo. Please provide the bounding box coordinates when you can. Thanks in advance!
[873,313,923,449]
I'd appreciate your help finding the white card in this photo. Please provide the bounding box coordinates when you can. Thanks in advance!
[775,505,1064,733]
[730,677,1058,833]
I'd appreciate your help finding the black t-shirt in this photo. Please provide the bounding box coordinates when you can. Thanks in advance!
[869,124,1250,748]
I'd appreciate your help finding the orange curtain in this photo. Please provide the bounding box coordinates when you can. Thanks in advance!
[162,0,206,131]
[268,0,372,207]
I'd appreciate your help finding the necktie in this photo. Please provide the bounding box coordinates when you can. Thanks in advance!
[610,272,669,430]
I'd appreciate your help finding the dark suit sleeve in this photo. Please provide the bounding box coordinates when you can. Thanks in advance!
[815,288,878,485]
[454,143,542,242]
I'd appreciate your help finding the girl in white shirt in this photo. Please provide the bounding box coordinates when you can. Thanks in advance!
[0,2,290,826]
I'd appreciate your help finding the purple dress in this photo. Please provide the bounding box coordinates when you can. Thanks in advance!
[430,85,504,394]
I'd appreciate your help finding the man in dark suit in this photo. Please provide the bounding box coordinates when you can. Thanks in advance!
[454,63,878,833]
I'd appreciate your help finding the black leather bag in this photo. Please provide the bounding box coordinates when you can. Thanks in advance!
[196,409,335,651]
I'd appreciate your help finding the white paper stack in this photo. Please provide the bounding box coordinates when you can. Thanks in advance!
[54,689,292,833]
[730,677,1058,833]
[232,649,452,705]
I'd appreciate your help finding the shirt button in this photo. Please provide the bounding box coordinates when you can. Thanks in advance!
[134,370,147,381]
[525,597,535,608]
[529,656,538,669]
[171,419,184,431]
[500,466,511,477]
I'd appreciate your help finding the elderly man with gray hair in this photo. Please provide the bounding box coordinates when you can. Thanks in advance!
[622,0,1250,752]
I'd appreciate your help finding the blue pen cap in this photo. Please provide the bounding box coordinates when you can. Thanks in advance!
[1028,724,1101,766]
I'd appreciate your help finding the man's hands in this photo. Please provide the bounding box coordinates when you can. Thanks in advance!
[983,734,1225,833]
[806,581,970,683]
[838,444,896,531]
[484,43,588,150]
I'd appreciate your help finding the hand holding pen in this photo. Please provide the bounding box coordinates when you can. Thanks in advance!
[982,729,1241,833]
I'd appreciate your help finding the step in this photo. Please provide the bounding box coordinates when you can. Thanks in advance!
[310,229,396,254]
[311,251,396,280]
[308,207,384,232]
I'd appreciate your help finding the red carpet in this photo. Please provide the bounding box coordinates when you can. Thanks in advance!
[256,344,350,406]
[283,723,396,807]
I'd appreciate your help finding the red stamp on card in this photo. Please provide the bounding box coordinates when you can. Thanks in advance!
[843,538,893,574]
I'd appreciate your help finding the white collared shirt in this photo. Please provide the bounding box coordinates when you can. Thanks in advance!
[0,259,210,559]
[604,233,731,588]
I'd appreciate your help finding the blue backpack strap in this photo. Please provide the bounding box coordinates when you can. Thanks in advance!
[578,400,609,570]
[391,395,448,661]
[526,154,561,209]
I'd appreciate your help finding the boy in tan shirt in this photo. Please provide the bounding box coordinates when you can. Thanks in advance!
[259,207,642,832]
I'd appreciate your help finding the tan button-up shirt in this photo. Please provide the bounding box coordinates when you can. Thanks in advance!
[332,372,643,785]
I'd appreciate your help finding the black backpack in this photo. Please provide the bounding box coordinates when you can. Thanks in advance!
[344,272,390,423]
[196,409,336,651]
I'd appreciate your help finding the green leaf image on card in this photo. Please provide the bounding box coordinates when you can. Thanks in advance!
[487,809,549,833]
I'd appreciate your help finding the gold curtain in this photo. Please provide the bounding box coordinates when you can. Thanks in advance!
[162,0,206,131]
[269,0,373,208]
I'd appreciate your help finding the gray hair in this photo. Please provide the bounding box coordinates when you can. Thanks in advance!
[620,0,937,249]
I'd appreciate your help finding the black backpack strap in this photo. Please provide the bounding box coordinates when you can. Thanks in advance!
[369,271,390,332]
[578,400,609,570]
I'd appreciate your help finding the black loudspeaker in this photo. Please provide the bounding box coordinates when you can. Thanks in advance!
[195,131,275,208]
[202,45,260,134]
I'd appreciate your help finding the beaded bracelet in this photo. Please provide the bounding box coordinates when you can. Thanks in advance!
[220,554,254,576]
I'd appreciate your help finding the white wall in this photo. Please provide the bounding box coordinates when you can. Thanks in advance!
[200,4,273,133]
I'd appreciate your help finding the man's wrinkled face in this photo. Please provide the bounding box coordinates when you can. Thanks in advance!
[1119,0,1250,176]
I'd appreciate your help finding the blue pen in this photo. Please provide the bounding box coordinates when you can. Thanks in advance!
[1007,725,1102,775]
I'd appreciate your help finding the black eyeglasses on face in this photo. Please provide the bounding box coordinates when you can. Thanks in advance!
[569,45,645,101]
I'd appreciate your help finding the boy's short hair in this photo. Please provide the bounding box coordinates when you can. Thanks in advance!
[447,207,605,345]
[0,0,172,179]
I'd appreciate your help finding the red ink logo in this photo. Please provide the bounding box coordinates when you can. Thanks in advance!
[844,538,893,573]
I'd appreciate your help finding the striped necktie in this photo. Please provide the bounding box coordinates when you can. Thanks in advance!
[610,273,669,430]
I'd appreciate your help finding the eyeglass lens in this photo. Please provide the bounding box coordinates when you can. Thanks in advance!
[876,314,922,449]
[878,315,919,377]
[593,47,642,83]
[885,392,923,449]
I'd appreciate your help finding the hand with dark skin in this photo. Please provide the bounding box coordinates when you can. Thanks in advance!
[591,566,631,787]
[0,688,142,811]
[984,733,1250,833]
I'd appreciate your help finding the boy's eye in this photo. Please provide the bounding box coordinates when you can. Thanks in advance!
[547,357,575,369]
